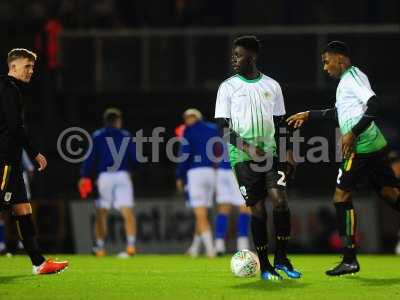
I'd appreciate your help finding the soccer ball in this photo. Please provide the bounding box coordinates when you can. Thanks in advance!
[230,249,260,277]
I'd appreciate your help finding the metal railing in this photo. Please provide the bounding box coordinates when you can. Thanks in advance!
[59,24,400,93]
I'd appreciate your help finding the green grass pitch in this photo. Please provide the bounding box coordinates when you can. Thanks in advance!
[1,255,400,300]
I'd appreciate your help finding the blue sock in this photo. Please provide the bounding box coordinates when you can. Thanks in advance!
[237,213,250,237]
[215,214,228,239]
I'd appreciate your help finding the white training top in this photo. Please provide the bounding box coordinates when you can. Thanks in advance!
[336,66,375,134]
[215,73,285,164]
[336,66,386,153]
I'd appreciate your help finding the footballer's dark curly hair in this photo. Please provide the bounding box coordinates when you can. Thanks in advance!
[323,41,350,58]
[233,35,261,54]
[103,107,122,125]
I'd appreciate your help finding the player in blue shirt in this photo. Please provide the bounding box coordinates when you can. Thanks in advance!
[79,108,138,257]
[176,109,218,257]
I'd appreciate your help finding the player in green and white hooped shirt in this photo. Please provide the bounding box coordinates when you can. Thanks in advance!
[287,41,400,276]
[215,36,301,281]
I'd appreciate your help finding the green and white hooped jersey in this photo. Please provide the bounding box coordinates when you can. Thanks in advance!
[215,73,285,167]
[336,66,387,154]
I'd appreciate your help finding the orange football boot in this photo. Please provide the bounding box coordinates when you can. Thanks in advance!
[94,248,107,257]
[33,258,69,275]
[126,246,136,256]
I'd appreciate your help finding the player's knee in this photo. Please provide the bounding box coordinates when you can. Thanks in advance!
[239,205,250,214]
[249,201,266,219]
[120,207,133,216]
[273,197,288,211]
[333,188,352,203]
[380,187,399,200]
[218,204,231,215]
[194,207,208,220]
[12,203,32,216]
[269,190,288,211]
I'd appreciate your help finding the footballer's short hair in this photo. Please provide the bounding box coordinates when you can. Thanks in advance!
[183,108,203,120]
[323,41,350,57]
[233,35,261,54]
[103,107,122,125]
[7,48,37,64]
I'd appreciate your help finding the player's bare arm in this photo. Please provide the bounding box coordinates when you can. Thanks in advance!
[286,111,309,129]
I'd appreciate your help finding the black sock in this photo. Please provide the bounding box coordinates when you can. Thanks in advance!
[273,208,291,262]
[334,202,357,263]
[16,215,45,266]
[251,215,273,272]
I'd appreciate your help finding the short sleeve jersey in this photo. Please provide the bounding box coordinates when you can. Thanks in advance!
[215,73,285,166]
[336,66,386,153]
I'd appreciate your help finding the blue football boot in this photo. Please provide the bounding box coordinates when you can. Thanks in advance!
[260,269,283,281]
[275,258,302,279]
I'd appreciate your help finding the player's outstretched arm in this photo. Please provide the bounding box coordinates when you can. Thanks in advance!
[287,108,337,129]
[286,111,310,129]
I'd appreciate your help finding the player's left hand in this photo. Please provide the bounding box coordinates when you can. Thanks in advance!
[35,153,47,171]
[341,132,356,159]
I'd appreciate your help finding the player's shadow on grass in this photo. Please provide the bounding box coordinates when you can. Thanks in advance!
[231,279,309,291]
[345,276,400,287]
[0,275,31,284]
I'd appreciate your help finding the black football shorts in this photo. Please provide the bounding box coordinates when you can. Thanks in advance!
[337,148,400,192]
[233,157,287,207]
[0,163,28,211]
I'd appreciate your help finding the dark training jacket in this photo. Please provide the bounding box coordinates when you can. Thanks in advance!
[0,75,37,166]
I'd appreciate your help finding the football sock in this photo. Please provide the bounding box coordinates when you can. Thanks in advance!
[215,238,226,253]
[215,213,228,240]
[190,234,201,250]
[17,241,24,250]
[273,208,291,261]
[127,235,136,247]
[251,215,273,272]
[237,236,249,251]
[15,214,45,266]
[215,213,228,253]
[96,239,105,249]
[334,201,357,263]
[237,213,250,251]
[237,213,250,237]
[200,231,215,255]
